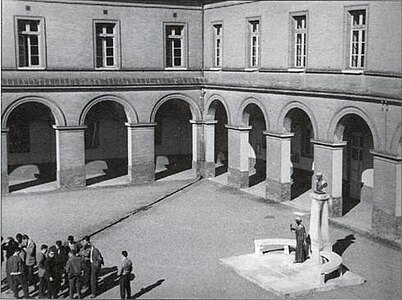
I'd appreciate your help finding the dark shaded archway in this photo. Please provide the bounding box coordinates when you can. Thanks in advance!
[84,101,128,185]
[283,108,314,199]
[6,102,56,192]
[207,100,229,176]
[336,114,374,215]
[154,99,193,180]
[242,104,267,187]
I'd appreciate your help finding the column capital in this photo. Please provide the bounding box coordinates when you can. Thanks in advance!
[225,124,252,131]
[1,128,9,133]
[311,139,346,148]
[52,125,87,131]
[264,131,294,139]
[370,150,402,162]
[125,122,157,128]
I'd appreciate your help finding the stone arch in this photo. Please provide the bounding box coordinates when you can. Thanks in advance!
[150,93,202,123]
[2,96,66,129]
[79,95,138,126]
[237,97,269,129]
[389,122,402,155]
[277,101,318,139]
[327,106,381,150]
[205,94,231,123]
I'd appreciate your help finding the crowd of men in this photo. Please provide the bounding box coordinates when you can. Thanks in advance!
[1,234,133,299]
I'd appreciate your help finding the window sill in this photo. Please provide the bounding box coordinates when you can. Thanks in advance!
[245,67,259,72]
[17,67,46,70]
[288,68,305,73]
[164,67,188,71]
[95,67,120,70]
[342,69,364,75]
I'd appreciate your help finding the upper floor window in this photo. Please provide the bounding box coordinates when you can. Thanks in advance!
[247,19,260,68]
[165,24,186,68]
[213,23,223,67]
[16,18,45,68]
[291,14,307,68]
[347,9,367,69]
[94,21,120,69]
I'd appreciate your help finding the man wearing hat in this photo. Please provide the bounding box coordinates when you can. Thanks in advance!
[290,216,307,263]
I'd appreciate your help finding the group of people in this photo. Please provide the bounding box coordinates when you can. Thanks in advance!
[2,234,134,299]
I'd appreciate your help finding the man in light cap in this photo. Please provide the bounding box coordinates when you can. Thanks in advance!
[290,216,307,263]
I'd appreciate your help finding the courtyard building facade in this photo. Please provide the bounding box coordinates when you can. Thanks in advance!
[1,0,401,240]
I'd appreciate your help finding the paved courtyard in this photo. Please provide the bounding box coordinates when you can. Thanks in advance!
[1,179,401,299]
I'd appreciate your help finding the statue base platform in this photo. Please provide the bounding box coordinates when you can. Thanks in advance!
[219,251,365,298]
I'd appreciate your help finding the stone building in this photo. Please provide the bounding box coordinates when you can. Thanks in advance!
[1,0,401,239]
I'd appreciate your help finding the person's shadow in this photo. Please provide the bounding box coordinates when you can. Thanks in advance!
[332,234,356,256]
[130,279,165,299]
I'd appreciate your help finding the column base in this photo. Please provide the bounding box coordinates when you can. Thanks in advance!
[227,167,249,189]
[1,172,9,194]
[128,163,155,185]
[330,196,343,217]
[265,179,290,202]
[203,161,215,178]
[372,205,400,238]
[192,160,205,178]
[57,168,86,189]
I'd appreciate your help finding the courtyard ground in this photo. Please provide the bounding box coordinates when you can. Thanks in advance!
[1,179,401,299]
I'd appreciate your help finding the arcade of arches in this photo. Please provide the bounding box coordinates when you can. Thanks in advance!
[1,96,401,239]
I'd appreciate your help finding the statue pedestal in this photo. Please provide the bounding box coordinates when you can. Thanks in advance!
[309,192,330,265]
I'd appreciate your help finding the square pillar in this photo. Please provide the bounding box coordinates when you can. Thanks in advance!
[53,126,86,189]
[1,128,9,194]
[371,151,402,238]
[265,132,294,202]
[204,120,218,178]
[191,120,205,178]
[311,139,346,217]
[126,123,156,184]
[226,125,251,189]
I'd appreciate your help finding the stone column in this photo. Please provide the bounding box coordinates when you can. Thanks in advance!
[1,128,9,194]
[371,150,402,238]
[265,132,294,202]
[53,126,86,189]
[203,120,218,178]
[126,123,156,184]
[190,120,205,177]
[311,139,346,217]
[309,192,330,264]
[226,125,251,189]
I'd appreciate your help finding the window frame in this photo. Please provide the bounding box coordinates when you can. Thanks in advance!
[344,5,369,71]
[245,17,261,70]
[211,21,223,69]
[93,19,121,70]
[164,22,188,70]
[14,16,47,70]
[289,11,309,70]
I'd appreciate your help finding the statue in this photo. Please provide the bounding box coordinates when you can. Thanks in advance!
[290,216,310,263]
[314,172,328,194]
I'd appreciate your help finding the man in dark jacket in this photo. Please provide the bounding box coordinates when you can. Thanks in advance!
[54,240,69,290]
[45,248,58,299]
[37,244,48,298]
[87,243,104,298]
[6,247,29,299]
[66,250,84,299]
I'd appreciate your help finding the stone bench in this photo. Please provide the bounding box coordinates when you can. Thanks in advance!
[320,251,342,275]
[254,238,296,256]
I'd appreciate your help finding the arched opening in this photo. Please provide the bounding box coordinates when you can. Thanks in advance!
[336,114,374,215]
[208,100,228,176]
[243,104,267,187]
[283,108,314,200]
[84,101,128,186]
[6,102,56,192]
[154,99,193,180]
